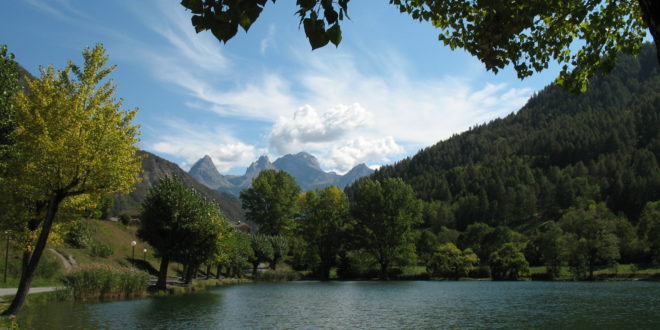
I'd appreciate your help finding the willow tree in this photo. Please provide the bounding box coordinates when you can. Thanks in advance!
[0,44,141,316]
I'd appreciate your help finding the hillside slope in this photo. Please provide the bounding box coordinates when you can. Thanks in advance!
[112,151,244,223]
[369,43,660,230]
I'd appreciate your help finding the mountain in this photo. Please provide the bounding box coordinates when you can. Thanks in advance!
[112,151,244,223]
[366,43,660,231]
[189,155,234,189]
[189,152,374,194]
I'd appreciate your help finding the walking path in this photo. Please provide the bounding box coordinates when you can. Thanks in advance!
[0,287,59,296]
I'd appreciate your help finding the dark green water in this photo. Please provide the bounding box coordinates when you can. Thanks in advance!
[18,281,660,329]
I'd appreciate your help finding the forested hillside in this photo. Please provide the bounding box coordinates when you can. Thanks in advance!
[371,43,659,233]
[112,151,245,223]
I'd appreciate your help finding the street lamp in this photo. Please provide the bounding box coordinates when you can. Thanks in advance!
[131,240,137,260]
[4,230,11,283]
[143,248,147,261]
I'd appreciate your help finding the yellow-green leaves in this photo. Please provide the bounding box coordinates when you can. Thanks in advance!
[7,43,141,211]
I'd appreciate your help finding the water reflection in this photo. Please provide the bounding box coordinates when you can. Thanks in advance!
[18,281,660,329]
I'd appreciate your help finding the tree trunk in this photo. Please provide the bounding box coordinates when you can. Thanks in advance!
[252,261,259,276]
[2,193,62,316]
[379,261,389,280]
[638,0,660,63]
[206,264,212,279]
[216,264,222,279]
[156,256,170,290]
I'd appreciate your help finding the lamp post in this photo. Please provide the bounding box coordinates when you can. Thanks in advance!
[131,240,136,261]
[143,248,147,262]
[4,230,11,283]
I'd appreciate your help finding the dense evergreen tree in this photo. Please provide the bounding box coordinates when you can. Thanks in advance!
[369,44,659,239]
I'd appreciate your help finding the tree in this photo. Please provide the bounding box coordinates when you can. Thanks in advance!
[0,45,141,316]
[138,177,227,289]
[427,243,479,280]
[248,234,274,275]
[0,44,20,174]
[559,202,621,280]
[240,169,301,236]
[298,186,351,280]
[638,200,660,264]
[268,235,289,270]
[489,243,530,280]
[350,178,422,279]
[181,0,659,92]
[533,222,566,279]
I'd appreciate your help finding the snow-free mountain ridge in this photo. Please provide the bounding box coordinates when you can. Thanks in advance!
[189,152,374,195]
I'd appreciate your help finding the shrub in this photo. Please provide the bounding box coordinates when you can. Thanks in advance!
[61,264,149,301]
[337,250,379,280]
[253,269,300,282]
[119,214,131,226]
[65,220,95,248]
[90,243,114,258]
[35,254,62,279]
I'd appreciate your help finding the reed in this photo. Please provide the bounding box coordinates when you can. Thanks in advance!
[61,264,149,301]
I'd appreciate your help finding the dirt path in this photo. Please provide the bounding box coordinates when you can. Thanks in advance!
[48,248,76,270]
[0,287,59,296]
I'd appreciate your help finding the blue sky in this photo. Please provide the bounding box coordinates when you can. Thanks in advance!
[1,1,562,174]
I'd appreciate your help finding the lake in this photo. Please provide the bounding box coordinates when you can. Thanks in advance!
[18,281,660,329]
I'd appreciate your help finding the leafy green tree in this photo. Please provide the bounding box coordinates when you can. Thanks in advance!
[559,202,621,280]
[249,234,274,275]
[0,45,141,316]
[489,243,530,280]
[182,0,658,91]
[533,222,566,279]
[350,178,422,279]
[298,186,351,280]
[458,222,494,261]
[638,200,660,264]
[268,235,289,270]
[138,177,227,289]
[427,243,479,279]
[415,229,439,264]
[241,169,301,236]
[0,44,20,173]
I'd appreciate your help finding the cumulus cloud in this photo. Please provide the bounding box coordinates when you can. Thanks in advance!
[147,121,261,172]
[269,103,374,154]
[324,136,404,172]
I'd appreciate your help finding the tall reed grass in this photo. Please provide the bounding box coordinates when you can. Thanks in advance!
[61,264,149,301]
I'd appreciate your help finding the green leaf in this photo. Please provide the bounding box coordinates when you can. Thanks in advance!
[211,22,238,43]
[180,0,203,14]
[327,23,342,47]
[303,18,330,50]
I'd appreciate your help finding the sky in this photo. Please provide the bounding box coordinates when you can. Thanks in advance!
[0,0,563,175]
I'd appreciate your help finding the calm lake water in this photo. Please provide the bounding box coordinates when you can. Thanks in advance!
[18,281,660,329]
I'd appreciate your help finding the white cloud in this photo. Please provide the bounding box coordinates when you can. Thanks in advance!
[147,121,261,172]
[325,136,404,173]
[260,25,276,54]
[269,103,374,154]
[126,2,532,173]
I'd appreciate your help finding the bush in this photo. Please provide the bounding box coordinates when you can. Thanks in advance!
[61,264,149,301]
[35,254,62,279]
[337,250,379,280]
[253,269,300,282]
[119,214,131,226]
[65,220,95,248]
[90,243,114,258]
